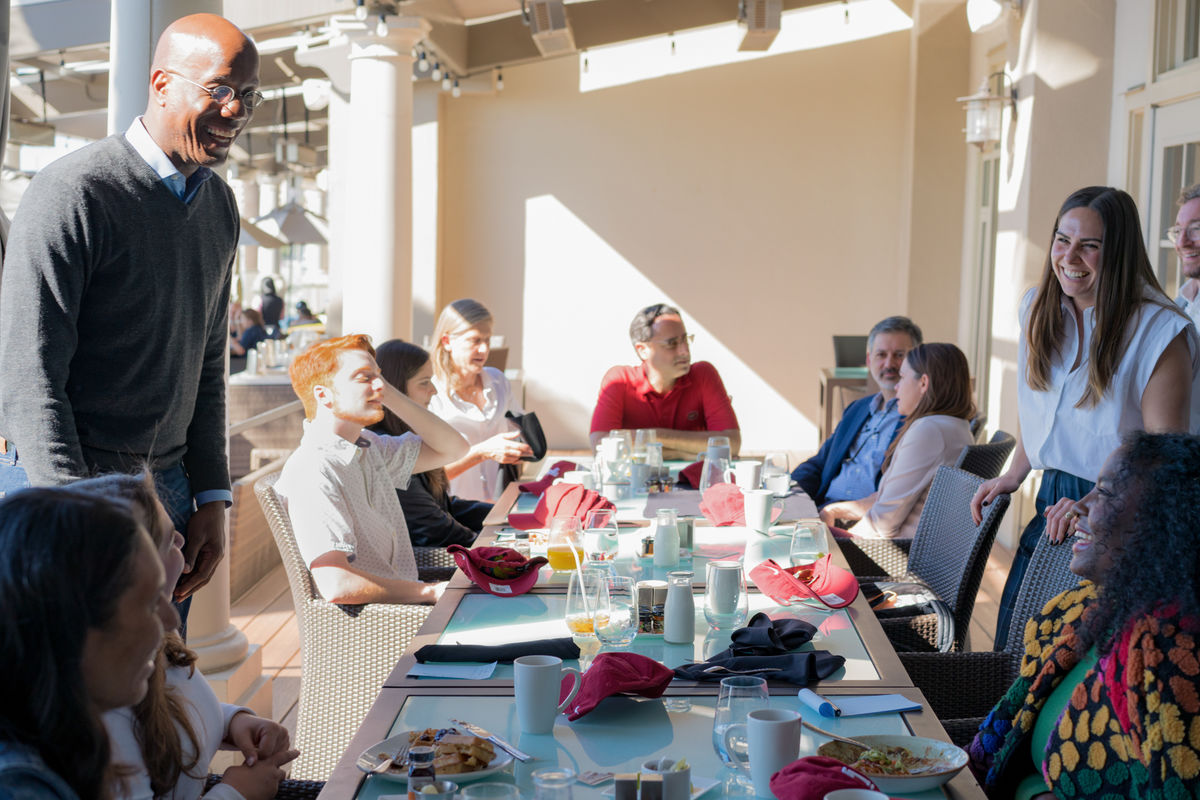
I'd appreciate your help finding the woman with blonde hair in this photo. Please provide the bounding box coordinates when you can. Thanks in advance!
[971,186,1198,648]
[819,343,976,539]
[428,299,532,501]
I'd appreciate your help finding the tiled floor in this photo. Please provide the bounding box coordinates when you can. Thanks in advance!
[230,542,1018,734]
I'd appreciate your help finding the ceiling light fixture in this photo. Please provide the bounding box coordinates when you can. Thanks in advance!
[354,0,368,21]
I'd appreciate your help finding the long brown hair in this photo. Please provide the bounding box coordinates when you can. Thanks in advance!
[1026,186,1182,407]
[883,343,976,471]
[373,339,452,502]
[431,299,493,393]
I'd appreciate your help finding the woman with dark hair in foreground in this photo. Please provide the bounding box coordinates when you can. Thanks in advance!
[0,489,165,800]
[371,339,491,547]
[970,433,1200,799]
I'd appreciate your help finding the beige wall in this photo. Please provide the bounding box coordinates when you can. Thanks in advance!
[435,26,954,455]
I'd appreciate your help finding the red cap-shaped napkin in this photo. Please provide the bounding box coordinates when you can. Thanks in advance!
[558,652,674,721]
[509,483,615,531]
[749,555,859,609]
[676,460,704,489]
[518,460,579,494]
[769,756,883,800]
[447,545,547,597]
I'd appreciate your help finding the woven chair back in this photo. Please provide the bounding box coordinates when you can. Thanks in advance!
[999,530,1081,662]
[955,430,1016,480]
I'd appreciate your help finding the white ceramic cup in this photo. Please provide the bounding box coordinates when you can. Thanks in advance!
[630,462,652,491]
[723,708,802,796]
[641,758,691,800]
[743,488,784,533]
[561,470,596,490]
[823,791,890,800]
[764,472,791,496]
[732,460,763,490]
[513,655,581,734]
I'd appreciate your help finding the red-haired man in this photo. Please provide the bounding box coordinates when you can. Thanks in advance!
[275,335,468,604]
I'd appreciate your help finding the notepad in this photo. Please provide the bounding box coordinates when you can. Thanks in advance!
[797,688,922,717]
[406,662,497,680]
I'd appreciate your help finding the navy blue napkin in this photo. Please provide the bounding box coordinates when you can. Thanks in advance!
[414,637,580,664]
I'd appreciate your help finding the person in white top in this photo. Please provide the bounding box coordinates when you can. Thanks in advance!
[428,299,533,501]
[819,343,976,539]
[1171,184,1200,329]
[276,334,469,605]
[971,186,1199,649]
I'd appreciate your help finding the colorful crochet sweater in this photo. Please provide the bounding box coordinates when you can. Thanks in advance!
[968,582,1200,798]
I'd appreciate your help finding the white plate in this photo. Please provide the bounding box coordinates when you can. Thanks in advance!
[601,776,718,799]
[816,734,968,793]
[356,731,515,782]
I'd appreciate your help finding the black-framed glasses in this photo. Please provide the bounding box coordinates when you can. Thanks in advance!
[166,70,265,110]
[648,334,694,351]
[1167,221,1200,245]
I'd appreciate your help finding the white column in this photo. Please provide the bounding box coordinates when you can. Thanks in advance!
[236,170,260,294]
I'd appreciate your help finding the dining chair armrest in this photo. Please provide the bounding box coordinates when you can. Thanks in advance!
[838,536,912,577]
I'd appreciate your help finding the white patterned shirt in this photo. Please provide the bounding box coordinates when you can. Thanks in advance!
[276,422,421,585]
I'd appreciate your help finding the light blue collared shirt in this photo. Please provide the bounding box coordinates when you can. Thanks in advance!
[823,395,901,503]
[124,117,213,204]
[123,118,231,509]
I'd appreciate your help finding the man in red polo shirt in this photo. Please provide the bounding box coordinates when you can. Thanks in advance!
[589,304,740,459]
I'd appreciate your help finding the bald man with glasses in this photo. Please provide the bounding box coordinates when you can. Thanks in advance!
[0,14,260,629]
[589,303,740,460]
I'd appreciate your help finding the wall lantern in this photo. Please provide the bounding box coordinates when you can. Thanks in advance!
[956,72,1016,148]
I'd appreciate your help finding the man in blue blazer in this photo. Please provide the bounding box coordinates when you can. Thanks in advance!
[791,317,922,506]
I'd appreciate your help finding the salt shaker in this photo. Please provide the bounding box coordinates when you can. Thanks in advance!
[653,508,679,568]
[663,570,695,644]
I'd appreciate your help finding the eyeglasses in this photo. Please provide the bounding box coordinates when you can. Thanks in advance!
[1167,221,1200,245]
[647,334,694,351]
[166,70,265,110]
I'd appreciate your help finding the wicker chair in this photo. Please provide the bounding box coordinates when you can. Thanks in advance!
[255,471,433,781]
[857,466,1010,653]
[413,545,458,581]
[898,531,1083,744]
[204,775,325,799]
[954,430,1015,481]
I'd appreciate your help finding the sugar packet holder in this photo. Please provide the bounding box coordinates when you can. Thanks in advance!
[797,688,922,718]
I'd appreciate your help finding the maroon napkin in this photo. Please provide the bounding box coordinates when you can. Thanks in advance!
[509,483,615,531]
[676,460,704,489]
[769,756,883,800]
[447,545,547,596]
[518,460,578,494]
[558,652,674,721]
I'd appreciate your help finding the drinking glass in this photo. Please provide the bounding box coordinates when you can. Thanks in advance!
[712,675,769,766]
[532,767,576,800]
[706,435,732,461]
[461,785,520,800]
[761,451,790,478]
[594,575,638,647]
[547,515,583,572]
[789,518,829,565]
[633,428,657,458]
[582,508,619,564]
[697,450,732,493]
[704,561,749,629]
[565,568,606,637]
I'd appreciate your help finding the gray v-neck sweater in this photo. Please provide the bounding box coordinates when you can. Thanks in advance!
[0,134,237,493]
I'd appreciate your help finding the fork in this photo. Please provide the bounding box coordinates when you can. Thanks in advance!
[370,740,411,774]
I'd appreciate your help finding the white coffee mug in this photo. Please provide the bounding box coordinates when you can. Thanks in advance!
[561,470,596,490]
[764,472,792,496]
[743,488,784,534]
[731,460,763,491]
[514,655,581,734]
[723,708,801,796]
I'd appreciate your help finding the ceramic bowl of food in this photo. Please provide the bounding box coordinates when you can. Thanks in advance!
[817,734,968,793]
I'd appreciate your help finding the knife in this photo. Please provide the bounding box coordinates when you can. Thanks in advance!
[452,718,531,762]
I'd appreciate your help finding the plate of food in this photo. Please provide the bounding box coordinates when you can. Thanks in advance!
[356,727,514,782]
[817,734,968,793]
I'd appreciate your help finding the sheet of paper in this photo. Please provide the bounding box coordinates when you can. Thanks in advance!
[407,661,498,680]
[798,688,922,717]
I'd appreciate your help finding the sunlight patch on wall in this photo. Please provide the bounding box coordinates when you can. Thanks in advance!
[523,194,815,453]
[579,0,912,93]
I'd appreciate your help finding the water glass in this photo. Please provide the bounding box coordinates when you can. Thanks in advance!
[704,561,749,629]
[789,518,829,565]
[583,508,620,564]
[461,784,520,800]
[706,435,732,462]
[595,575,638,647]
[633,428,657,457]
[565,568,606,637]
[761,451,789,478]
[533,767,576,800]
[712,675,769,766]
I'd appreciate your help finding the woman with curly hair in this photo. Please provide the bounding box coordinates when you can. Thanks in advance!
[969,432,1200,799]
[819,343,976,539]
[369,340,491,547]
[972,187,1198,648]
[0,489,165,800]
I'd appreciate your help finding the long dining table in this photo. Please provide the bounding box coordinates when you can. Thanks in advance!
[317,480,988,800]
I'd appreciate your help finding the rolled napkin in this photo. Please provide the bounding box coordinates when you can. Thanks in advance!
[559,652,674,721]
[508,483,615,530]
[728,612,818,655]
[769,756,880,800]
[672,651,845,684]
[414,637,580,664]
[518,460,578,494]
[447,545,547,597]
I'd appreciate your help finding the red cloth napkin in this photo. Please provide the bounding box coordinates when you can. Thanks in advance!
[698,484,784,527]
[557,652,674,721]
[518,460,578,494]
[509,483,615,531]
[447,545,548,597]
[769,756,884,800]
[676,460,704,489]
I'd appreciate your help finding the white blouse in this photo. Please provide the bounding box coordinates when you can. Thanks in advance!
[851,414,974,540]
[1017,287,1200,482]
[429,367,523,501]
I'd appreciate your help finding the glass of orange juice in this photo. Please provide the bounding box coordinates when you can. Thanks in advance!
[565,568,606,637]
[546,515,584,572]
